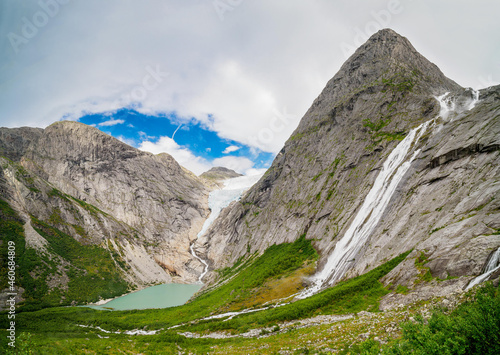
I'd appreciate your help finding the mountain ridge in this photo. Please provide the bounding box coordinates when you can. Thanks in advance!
[0,120,211,308]
[0,29,498,312]
[200,29,500,306]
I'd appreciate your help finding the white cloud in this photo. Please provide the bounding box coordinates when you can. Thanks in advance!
[222,145,241,154]
[97,118,125,127]
[138,136,211,175]
[1,0,499,155]
[138,136,260,175]
[245,168,269,177]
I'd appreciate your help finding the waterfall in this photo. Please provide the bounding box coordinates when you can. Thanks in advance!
[298,89,481,299]
[467,89,480,111]
[190,243,210,283]
[299,120,431,298]
[190,173,264,283]
[437,92,454,120]
[466,247,500,290]
[437,89,480,121]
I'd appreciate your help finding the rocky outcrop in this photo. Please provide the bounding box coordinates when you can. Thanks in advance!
[202,29,500,298]
[0,127,43,162]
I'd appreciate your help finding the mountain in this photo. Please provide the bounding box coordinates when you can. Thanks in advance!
[200,166,242,181]
[1,29,498,315]
[1,28,499,353]
[0,121,209,309]
[200,166,243,189]
[201,29,500,306]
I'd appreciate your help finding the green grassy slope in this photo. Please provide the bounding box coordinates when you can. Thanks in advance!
[0,236,413,353]
[0,198,129,312]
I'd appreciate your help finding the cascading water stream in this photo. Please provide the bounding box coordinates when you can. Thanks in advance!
[437,92,454,120]
[190,243,210,283]
[466,247,500,290]
[298,90,480,299]
[437,89,480,121]
[299,120,431,298]
[190,173,263,283]
[467,89,480,111]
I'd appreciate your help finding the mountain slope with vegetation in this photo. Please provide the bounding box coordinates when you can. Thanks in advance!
[202,29,500,308]
[0,28,499,354]
[0,122,210,309]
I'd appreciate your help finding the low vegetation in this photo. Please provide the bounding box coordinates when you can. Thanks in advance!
[0,198,129,312]
[354,283,500,355]
[2,203,498,354]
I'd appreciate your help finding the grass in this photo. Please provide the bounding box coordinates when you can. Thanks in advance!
[0,197,129,311]
[181,250,411,334]
[3,247,496,354]
[353,283,500,355]
[0,249,411,353]
[30,217,129,306]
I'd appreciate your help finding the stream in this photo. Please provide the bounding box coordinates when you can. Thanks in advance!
[190,173,264,282]
[85,172,263,310]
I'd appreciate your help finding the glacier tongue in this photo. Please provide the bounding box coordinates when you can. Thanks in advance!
[299,120,431,298]
[191,173,264,283]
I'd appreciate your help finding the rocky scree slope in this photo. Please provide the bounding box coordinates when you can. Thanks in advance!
[202,29,500,305]
[0,121,210,307]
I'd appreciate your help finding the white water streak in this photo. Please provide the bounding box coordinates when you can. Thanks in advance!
[467,89,480,111]
[466,247,500,290]
[437,89,480,122]
[76,324,159,336]
[437,92,453,120]
[299,121,430,298]
[190,243,210,283]
[190,173,263,283]
[299,89,482,299]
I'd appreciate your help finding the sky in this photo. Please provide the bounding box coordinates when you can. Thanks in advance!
[0,0,499,175]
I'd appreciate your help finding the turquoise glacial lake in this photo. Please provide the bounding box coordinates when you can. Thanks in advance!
[85,283,203,311]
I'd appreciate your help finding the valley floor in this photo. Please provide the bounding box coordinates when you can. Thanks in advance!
[4,284,499,355]
[2,229,499,354]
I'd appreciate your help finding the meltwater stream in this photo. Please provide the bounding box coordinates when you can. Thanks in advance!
[190,173,264,283]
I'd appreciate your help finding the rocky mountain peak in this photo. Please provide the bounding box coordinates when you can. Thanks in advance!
[39,120,144,163]
[295,28,461,133]
[203,28,499,301]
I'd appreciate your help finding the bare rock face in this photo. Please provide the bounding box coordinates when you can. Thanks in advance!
[0,127,43,162]
[0,121,210,289]
[203,29,500,297]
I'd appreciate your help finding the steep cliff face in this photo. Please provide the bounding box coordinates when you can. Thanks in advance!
[0,121,210,307]
[202,29,500,302]
[25,121,210,282]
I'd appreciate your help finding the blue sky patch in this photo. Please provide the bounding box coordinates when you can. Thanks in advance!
[78,109,275,172]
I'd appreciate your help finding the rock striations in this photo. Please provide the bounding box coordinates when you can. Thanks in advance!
[202,29,500,305]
